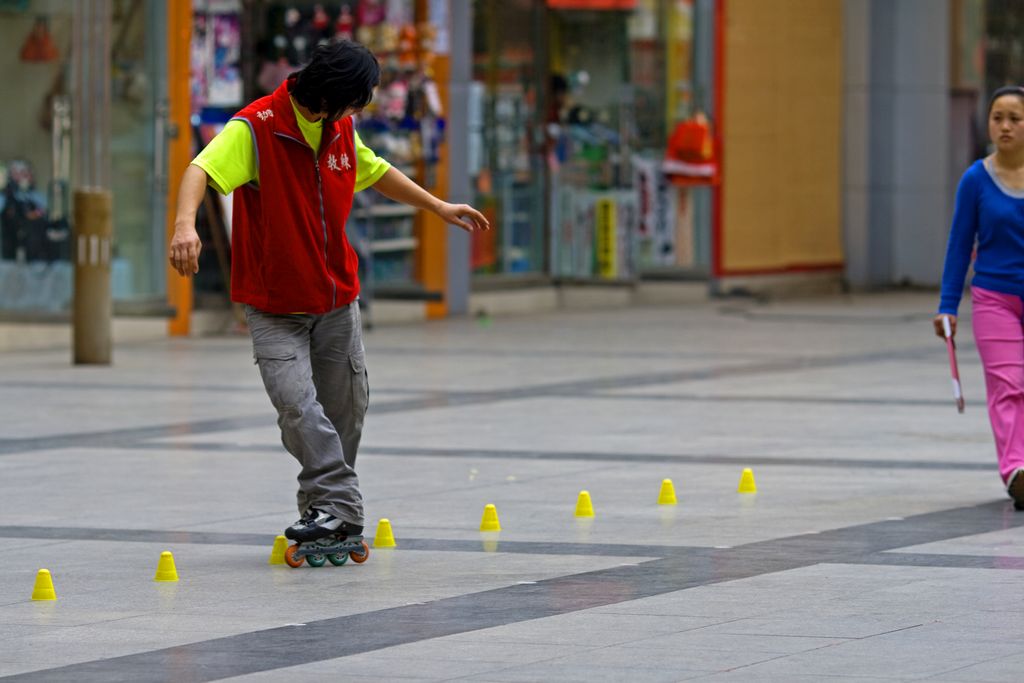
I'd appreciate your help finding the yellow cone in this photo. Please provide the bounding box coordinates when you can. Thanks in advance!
[373,518,396,548]
[31,568,56,601]
[154,551,179,582]
[658,479,678,505]
[480,504,501,532]
[737,468,757,494]
[268,535,288,565]
[575,490,594,517]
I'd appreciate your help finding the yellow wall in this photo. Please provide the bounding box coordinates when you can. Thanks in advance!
[721,0,843,273]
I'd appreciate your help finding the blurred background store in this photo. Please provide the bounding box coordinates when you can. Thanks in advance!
[467,0,716,284]
[1,0,1020,348]
[0,1,168,315]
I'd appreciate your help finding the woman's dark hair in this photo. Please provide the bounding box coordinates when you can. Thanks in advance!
[988,85,1024,114]
[290,40,380,120]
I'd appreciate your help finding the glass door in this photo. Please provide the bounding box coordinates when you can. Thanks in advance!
[471,0,548,276]
[0,3,75,313]
[109,0,168,304]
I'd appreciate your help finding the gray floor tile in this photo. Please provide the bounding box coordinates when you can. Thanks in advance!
[2,293,1023,681]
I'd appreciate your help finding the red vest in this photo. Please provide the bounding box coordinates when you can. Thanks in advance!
[230,80,359,314]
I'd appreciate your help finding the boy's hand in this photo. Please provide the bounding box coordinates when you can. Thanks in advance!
[436,202,490,233]
[169,225,202,276]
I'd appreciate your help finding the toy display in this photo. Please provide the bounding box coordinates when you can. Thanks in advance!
[242,1,445,291]
[663,110,718,183]
[251,2,443,169]
[192,2,243,110]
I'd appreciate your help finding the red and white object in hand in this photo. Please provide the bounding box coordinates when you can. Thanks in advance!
[942,316,965,413]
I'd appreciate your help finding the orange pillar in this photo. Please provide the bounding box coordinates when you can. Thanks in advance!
[419,54,451,319]
[414,0,450,319]
[166,0,193,335]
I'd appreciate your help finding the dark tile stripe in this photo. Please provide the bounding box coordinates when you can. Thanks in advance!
[0,416,268,456]
[4,500,1021,683]
[0,526,272,547]
[0,344,943,457]
[852,551,1024,570]
[0,526,702,558]
[577,393,953,407]
[122,441,992,472]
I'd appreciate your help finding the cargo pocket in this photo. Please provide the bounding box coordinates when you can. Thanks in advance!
[349,353,370,416]
[253,344,301,412]
[253,343,297,364]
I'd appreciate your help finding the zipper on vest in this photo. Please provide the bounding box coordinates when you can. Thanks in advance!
[274,131,338,309]
[314,161,336,309]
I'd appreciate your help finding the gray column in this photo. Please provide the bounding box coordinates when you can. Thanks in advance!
[844,0,951,289]
[843,0,872,287]
[71,0,114,364]
[446,0,472,315]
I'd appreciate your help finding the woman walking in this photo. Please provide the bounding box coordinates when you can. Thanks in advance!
[936,85,1024,510]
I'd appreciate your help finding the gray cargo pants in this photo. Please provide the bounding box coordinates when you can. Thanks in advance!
[245,301,368,526]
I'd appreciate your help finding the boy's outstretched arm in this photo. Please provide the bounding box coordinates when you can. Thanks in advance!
[371,166,490,233]
[169,164,208,276]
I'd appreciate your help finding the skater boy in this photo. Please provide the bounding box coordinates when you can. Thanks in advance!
[168,40,489,543]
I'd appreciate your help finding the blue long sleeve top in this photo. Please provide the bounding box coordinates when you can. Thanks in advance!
[938,159,1024,315]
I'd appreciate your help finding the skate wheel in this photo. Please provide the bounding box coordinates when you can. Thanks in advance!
[327,553,348,566]
[284,544,305,568]
[349,540,370,564]
[306,554,326,567]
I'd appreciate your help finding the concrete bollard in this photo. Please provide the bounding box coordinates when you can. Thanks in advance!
[72,188,113,365]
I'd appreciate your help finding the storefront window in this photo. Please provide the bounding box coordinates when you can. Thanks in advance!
[986,0,1024,95]
[345,0,446,294]
[470,0,716,282]
[0,1,168,315]
[0,3,74,313]
[192,0,443,300]
[471,0,547,276]
[110,0,169,303]
[548,5,636,280]
[550,0,715,280]
[189,0,244,305]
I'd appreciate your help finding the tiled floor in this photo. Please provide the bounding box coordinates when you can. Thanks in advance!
[2,292,1022,682]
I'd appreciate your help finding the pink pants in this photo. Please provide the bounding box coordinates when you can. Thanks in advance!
[971,286,1024,482]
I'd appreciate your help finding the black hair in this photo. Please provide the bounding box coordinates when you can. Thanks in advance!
[290,40,380,120]
[988,85,1024,114]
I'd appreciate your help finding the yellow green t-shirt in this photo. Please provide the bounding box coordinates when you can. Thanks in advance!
[191,99,391,195]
